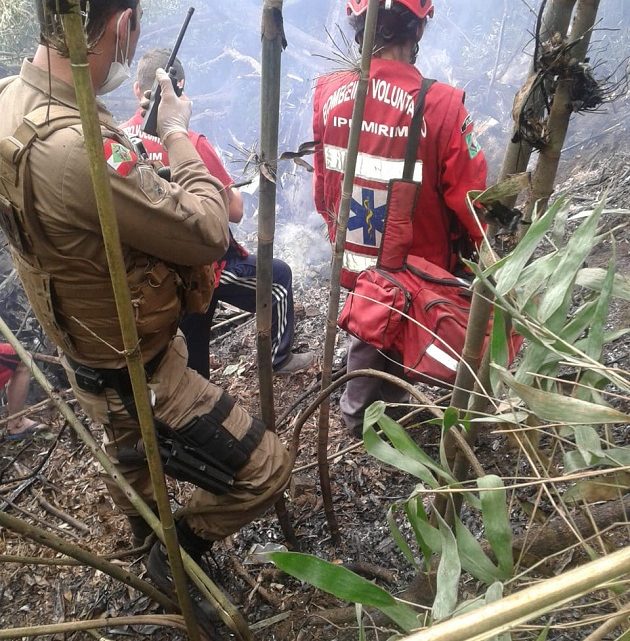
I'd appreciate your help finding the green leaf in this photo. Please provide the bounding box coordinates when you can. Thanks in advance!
[585,253,616,361]
[516,252,562,310]
[432,512,461,621]
[576,267,630,301]
[362,403,440,489]
[379,412,455,483]
[455,518,502,585]
[490,305,510,395]
[561,300,601,344]
[572,425,605,467]
[478,475,513,577]
[494,198,561,296]
[387,505,419,569]
[442,406,460,431]
[363,402,456,487]
[269,552,419,631]
[537,204,603,321]
[498,367,630,424]
[405,495,441,569]
[474,173,530,206]
[471,410,530,425]
[564,446,630,473]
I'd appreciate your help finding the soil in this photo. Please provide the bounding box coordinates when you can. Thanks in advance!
[0,151,628,641]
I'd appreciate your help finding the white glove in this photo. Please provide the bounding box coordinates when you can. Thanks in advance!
[155,67,192,143]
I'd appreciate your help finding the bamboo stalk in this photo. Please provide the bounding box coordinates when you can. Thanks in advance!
[58,5,199,638]
[257,0,283,429]
[0,318,250,640]
[0,615,185,639]
[0,509,175,611]
[582,605,630,641]
[400,546,630,641]
[316,0,381,547]
[258,0,297,549]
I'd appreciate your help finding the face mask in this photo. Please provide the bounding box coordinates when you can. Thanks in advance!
[97,13,131,95]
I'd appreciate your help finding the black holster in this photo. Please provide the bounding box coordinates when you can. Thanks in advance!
[156,430,235,495]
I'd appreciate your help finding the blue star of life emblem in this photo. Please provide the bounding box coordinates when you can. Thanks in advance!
[348,187,387,246]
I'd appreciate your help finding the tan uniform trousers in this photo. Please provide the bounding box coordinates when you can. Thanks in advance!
[66,332,291,541]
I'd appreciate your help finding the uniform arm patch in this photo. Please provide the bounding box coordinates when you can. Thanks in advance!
[103,138,138,177]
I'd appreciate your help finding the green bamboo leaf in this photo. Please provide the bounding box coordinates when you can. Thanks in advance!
[561,300,600,344]
[576,267,630,301]
[364,403,457,486]
[498,367,630,424]
[494,198,562,296]
[572,425,605,467]
[478,475,513,577]
[576,329,630,352]
[490,305,510,395]
[517,252,561,309]
[474,173,530,206]
[363,402,440,488]
[269,552,419,631]
[442,406,459,431]
[387,505,419,569]
[379,412,455,483]
[538,205,604,321]
[455,518,502,585]
[564,446,630,473]
[405,495,441,569]
[432,512,461,621]
[471,410,530,425]
[585,254,615,361]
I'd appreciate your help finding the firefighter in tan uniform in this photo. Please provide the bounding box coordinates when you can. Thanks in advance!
[0,0,291,612]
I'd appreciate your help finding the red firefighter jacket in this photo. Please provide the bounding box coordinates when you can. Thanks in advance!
[313,59,487,288]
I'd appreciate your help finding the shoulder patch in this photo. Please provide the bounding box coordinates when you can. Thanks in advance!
[465,132,482,160]
[103,138,137,177]
[137,165,167,205]
[460,114,473,134]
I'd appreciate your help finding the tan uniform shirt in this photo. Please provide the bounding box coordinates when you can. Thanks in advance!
[0,60,229,368]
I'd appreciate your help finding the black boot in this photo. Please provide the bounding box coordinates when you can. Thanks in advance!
[146,526,220,639]
[127,505,157,547]
[175,519,214,564]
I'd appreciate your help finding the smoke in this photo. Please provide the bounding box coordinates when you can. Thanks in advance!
[103,0,629,275]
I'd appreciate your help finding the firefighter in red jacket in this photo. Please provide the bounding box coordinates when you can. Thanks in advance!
[313,0,487,436]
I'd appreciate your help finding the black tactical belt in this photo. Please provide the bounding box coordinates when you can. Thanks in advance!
[66,349,166,397]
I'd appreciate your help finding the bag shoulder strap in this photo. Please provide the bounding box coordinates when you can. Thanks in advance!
[403,77,436,181]
[0,105,85,263]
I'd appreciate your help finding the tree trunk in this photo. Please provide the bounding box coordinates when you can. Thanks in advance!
[523,0,601,218]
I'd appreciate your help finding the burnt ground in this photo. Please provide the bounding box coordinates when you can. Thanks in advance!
[0,149,629,641]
